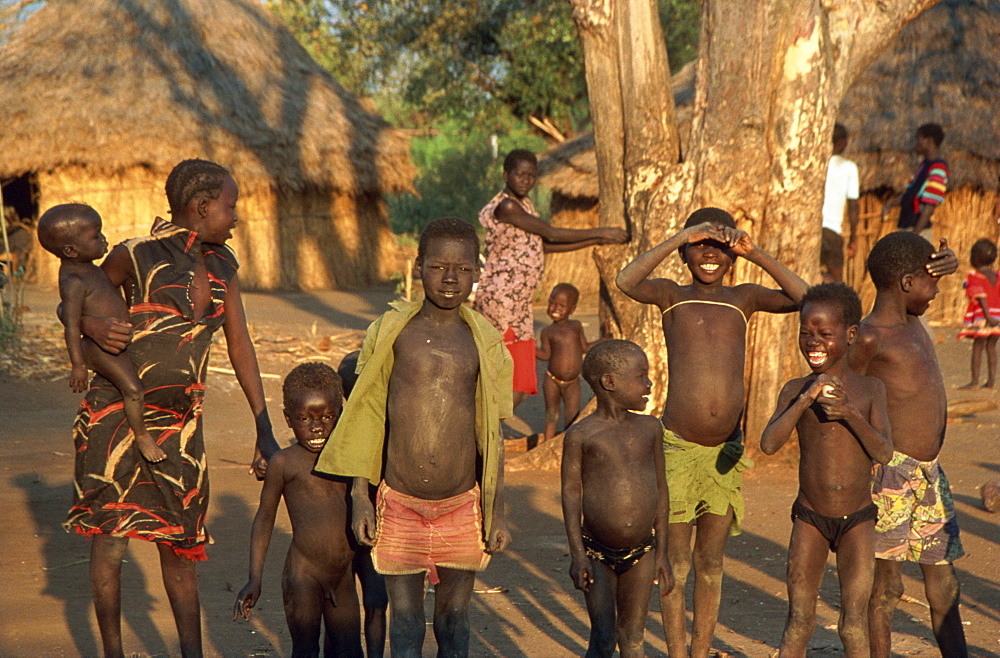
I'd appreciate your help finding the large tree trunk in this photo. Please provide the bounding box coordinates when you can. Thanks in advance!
[570,0,940,454]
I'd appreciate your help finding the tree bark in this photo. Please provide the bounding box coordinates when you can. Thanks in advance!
[570,0,941,453]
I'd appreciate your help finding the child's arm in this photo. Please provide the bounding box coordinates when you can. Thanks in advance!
[615,223,720,305]
[560,426,593,592]
[222,274,280,478]
[585,319,612,350]
[847,325,879,376]
[486,430,511,554]
[725,228,808,310]
[233,454,285,621]
[817,378,893,464]
[351,477,377,547]
[651,420,674,599]
[760,376,830,455]
[536,327,551,361]
[60,275,90,393]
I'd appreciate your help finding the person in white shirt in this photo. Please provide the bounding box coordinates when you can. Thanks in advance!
[820,124,860,283]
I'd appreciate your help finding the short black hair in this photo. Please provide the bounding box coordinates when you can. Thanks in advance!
[282,362,343,410]
[916,123,945,147]
[801,282,862,327]
[866,231,935,291]
[337,351,361,399]
[582,339,645,390]
[683,207,737,230]
[550,282,580,306]
[37,203,101,256]
[503,149,537,173]
[833,123,849,144]
[970,238,997,268]
[165,159,231,214]
[417,216,480,262]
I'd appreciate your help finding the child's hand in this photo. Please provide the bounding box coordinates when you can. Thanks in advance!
[598,227,629,244]
[486,518,511,554]
[988,317,1000,328]
[352,497,377,548]
[657,560,675,597]
[816,392,855,421]
[70,365,89,393]
[718,227,754,256]
[249,447,267,480]
[926,238,958,277]
[805,374,843,402]
[232,582,261,621]
[569,555,594,592]
[684,222,721,244]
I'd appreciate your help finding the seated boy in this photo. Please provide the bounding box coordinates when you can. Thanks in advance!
[233,362,362,657]
[761,283,892,656]
[616,207,807,657]
[849,232,967,657]
[536,282,602,441]
[315,217,513,656]
[337,350,388,658]
[37,203,165,463]
[562,339,672,657]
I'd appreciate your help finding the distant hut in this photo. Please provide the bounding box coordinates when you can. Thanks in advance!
[538,0,1000,324]
[0,0,415,290]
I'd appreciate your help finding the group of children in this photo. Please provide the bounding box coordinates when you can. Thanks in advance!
[49,196,973,655]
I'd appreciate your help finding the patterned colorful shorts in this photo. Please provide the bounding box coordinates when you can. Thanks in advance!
[872,451,964,565]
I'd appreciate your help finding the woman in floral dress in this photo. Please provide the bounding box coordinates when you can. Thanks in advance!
[474,149,627,407]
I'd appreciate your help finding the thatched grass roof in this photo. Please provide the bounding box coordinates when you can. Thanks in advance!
[0,0,415,196]
[541,0,999,199]
[839,0,1000,192]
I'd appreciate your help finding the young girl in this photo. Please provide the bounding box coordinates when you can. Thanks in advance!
[957,238,1000,388]
[616,207,807,658]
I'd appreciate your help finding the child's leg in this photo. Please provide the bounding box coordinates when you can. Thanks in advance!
[833,521,875,657]
[155,542,202,658]
[562,379,583,430]
[961,337,985,388]
[384,572,427,657]
[868,558,903,658]
[354,550,388,658]
[615,551,656,658]
[431,566,477,657]
[542,374,561,441]
[91,534,128,658]
[84,340,165,463]
[662,521,694,657]
[320,563,364,658]
[985,335,999,387]
[280,566,323,656]
[583,560,618,658]
[778,519,829,657]
[919,563,967,656]
[690,509,734,658]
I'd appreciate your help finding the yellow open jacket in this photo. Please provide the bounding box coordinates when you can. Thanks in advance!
[314,300,514,537]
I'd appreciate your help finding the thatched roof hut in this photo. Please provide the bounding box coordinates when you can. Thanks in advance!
[538,0,1000,322]
[0,0,416,290]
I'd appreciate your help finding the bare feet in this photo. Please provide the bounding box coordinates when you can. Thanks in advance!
[983,381,995,388]
[135,432,167,463]
[958,382,978,389]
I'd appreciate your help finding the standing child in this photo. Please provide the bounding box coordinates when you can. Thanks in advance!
[233,363,362,657]
[957,238,1000,388]
[315,217,512,657]
[761,283,892,656]
[615,207,807,657]
[562,339,673,657]
[536,282,602,441]
[336,350,389,658]
[37,204,165,464]
[849,231,967,657]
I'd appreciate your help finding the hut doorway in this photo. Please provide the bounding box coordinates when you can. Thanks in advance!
[2,173,38,223]
[2,173,39,279]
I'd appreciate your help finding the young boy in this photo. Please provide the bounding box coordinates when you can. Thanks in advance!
[37,203,165,464]
[562,339,673,657]
[314,217,512,657]
[536,282,601,441]
[336,350,388,658]
[849,231,967,657]
[761,283,892,656]
[233,362,363,657]
[615,207,807,657]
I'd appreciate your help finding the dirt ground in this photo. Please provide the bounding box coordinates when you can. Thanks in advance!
[1,285,998,657]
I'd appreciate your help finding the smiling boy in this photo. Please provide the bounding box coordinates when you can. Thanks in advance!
[315,217,513,657]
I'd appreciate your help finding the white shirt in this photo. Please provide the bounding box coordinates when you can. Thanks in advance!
[822,154,860,234]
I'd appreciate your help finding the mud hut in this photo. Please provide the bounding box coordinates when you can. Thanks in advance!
[0,0,415,290]
[538,0,1000,324]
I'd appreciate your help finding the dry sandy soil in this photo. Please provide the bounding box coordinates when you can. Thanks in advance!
[1,285,998,656]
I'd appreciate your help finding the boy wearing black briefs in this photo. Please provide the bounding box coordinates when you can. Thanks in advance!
[761,283,892,656]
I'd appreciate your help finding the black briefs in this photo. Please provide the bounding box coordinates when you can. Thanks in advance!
[791,499,878,553]
[581,530,655,575]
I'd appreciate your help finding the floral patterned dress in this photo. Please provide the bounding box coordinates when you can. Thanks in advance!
[64,219,237,561]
